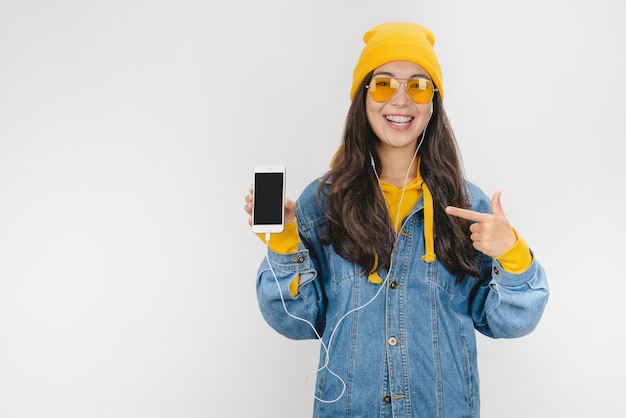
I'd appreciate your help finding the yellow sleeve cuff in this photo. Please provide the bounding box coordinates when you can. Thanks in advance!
[255,219,300,254]
[495,228,533,274]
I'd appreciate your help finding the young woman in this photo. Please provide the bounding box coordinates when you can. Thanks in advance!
[244,21,549,417]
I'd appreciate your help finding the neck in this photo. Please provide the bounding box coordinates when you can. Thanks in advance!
[377,148,419,188]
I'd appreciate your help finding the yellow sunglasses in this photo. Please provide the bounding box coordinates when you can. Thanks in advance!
[366,76,437,104]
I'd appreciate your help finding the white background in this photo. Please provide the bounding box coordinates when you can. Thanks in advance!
[1,0,624,417]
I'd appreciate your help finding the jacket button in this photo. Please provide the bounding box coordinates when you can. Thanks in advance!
[293,255,305,263]
[383,395,391,403]
[389,281,398,289]
[388,337,397,346]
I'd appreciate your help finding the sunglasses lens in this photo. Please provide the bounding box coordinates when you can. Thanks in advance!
[368,77,398,102]
[406,79,433,104]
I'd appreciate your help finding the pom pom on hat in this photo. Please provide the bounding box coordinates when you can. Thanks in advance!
[350,22,444,101]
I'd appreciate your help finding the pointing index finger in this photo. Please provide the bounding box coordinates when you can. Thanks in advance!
[445,206,490,223]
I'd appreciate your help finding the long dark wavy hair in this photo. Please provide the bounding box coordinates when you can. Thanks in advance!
[318,71,482,280]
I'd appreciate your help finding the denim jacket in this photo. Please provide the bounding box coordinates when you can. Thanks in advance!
[256,177,549,418]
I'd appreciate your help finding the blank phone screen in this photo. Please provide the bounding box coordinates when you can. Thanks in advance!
[254,172,284,225]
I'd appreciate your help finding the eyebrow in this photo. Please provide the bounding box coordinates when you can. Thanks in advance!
[373,71,431,80]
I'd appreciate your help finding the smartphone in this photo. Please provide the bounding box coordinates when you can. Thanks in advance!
[252,164,286,234]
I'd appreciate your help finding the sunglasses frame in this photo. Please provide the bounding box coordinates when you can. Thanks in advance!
[366,76,438,104]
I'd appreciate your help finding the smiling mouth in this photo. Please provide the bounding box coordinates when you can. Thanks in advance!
[385,115,414,126]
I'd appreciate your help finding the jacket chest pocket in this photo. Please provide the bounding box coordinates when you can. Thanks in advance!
[428,261,458,296]
[327,250,361,286]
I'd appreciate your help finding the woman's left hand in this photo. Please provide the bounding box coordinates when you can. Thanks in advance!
[445,191,517,258]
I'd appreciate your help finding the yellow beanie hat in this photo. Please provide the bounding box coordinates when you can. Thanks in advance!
[350,22,444,101]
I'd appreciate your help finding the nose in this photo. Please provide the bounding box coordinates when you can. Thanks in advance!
[389,81,412,106]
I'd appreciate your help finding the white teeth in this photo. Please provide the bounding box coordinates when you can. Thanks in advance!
[386,115,413,123]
